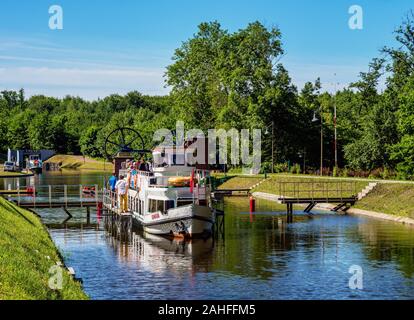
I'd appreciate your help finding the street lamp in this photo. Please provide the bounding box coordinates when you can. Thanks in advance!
[312,107,323,176]
[265,121,275,174]
[332,74,339,170]
[297,149,306,174]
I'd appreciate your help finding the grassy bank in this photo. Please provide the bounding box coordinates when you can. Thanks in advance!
[45,155,112,172]
[218,176,264,190]
[0,165,29,177]
[355,183,414,218]
[0,197,88,300]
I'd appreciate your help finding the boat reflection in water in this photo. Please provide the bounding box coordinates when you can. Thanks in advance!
[104,221,216,274]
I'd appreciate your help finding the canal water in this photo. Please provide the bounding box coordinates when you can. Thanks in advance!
[1,171,414,300]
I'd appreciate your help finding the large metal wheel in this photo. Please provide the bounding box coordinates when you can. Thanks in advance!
[104,127,151,159]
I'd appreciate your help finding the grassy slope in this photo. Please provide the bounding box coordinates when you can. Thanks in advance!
[355,183,414,218]
[217,176,264,190]
[0,197,88,300]
[0,165,27,177]
[45,155,112,171]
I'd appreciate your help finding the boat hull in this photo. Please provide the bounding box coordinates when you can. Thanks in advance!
[133,204,214,238]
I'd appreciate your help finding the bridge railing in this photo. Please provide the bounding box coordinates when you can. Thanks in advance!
[9,184,101,207]
[277,181,357,202]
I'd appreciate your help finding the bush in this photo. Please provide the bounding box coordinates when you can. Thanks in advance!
[274,163,289,173]
[260,162,272,174]
[369,168,383,179]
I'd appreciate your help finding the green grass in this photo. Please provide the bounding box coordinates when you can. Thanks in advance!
[0,171,25,177]
[45,155,112,172]
[355,183,414,218]
[0,197,88,300]
[218,176,264,190]
[0,165,28,177]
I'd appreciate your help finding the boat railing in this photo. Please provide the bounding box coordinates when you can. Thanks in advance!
[103,188,119,210]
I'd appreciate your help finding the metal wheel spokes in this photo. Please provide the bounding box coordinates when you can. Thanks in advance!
[104,127,150,160]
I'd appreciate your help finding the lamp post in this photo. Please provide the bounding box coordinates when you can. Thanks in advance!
[333,74,339,170]
[312,108,323,176]
[265,121,275,174]
[298,149,306,174]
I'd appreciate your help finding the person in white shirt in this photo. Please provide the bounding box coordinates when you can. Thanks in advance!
[115,175,128,213]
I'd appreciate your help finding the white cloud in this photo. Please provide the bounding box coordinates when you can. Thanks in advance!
[0,66,170,99]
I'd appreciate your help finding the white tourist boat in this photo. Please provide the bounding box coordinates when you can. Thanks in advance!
[105,143,215,238]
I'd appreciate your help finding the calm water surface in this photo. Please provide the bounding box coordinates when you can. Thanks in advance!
[2,171,414,300]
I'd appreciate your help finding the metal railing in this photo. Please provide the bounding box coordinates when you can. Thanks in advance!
[103,188,118,210]
[277,181,357,202]
[9,184,101,207]
[103,188,140,214]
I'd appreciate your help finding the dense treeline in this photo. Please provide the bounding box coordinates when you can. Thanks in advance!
[1,15,413,179]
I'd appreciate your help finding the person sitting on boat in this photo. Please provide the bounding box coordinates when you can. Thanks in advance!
[115,175,128,213]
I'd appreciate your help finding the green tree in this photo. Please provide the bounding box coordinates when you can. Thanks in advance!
[80,126,102,158]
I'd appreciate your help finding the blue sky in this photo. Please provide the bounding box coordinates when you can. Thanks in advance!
[0,0,413,100]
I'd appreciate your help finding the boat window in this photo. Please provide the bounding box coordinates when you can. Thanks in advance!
[149,199,157,213]
[149,199,165,212]
[148,199,170,213]
[157,200,164,212]
[164,200,175,211]
[177,200,193,207]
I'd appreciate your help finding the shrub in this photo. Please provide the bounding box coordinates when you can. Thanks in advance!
[341,167,349,177]
[274,163,288,173]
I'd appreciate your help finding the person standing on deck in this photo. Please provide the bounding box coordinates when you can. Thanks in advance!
[130,165,137,189]
[108,172,117,208]
[108,172,117,192]
[115,175,128,213]
[139,158,149,172]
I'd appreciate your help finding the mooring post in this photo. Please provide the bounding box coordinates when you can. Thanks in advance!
[249,196,255,223]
